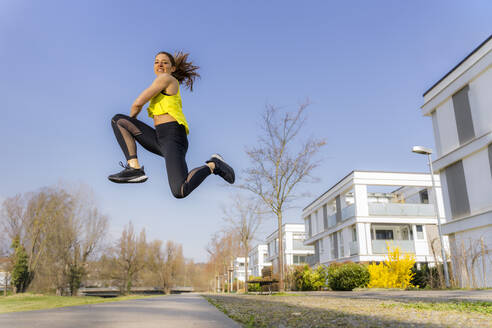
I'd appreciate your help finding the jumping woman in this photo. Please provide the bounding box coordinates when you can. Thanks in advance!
[108,51,235,198]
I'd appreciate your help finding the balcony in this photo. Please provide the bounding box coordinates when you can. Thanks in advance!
[349,241,359,256]
[372,240,415,254]
[342,204,355,219]
[368,203,435,216]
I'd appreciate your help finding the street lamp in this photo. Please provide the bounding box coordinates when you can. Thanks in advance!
[412,146,450,288]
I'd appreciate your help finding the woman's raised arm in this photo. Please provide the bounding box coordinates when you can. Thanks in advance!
[130,73,174,117]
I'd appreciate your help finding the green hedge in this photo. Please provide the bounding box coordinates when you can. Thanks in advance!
[327,262,369,291]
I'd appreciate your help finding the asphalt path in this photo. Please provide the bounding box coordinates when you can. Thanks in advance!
[0,293,240,328]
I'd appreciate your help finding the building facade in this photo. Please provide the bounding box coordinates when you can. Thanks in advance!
[265,223,315,274]
[248,244,271,277]
[421,35,492,287]
[303,171,447,266]
[232,257,252,282]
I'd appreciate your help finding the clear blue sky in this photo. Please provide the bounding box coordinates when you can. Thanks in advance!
[1,0,491,261]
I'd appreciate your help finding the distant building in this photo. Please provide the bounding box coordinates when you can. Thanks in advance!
[303,171,447,267]
[248,244,271,277]
[232,257,251,282]
[421,35,492,287]
[0,257,10,292]
[265,223,315,273]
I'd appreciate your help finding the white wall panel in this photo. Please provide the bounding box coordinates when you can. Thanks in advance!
[435,99,460,157]
[453,225,492,287]
[463,149,492,214]
[469,67,492,137]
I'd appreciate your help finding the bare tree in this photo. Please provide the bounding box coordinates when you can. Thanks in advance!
[113,221,147,294]
[206,229,240,293]
[223,194,263,293]
[240,103,325,291]
[1,186,108,294]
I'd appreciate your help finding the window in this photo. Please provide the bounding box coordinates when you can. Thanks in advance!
[307,215,312,237]
[375,230,394,240]
[339,231,344,257]
[330,233,338,259]
[319,239,324,253]
[352,226,357,242]
[444,160,471,219]
[452,85,475,145]
[416,225,424,239]
[293,255,307,264]
[419,189,429,204]
[335,195,342,223]
[323,204,328,230]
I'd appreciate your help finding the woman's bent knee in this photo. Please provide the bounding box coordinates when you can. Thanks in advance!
[171,190,185,199]
[111,113,128,124]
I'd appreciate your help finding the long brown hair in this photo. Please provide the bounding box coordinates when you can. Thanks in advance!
[156,51,200,91]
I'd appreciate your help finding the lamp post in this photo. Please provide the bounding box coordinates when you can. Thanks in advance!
[412,146,450,288]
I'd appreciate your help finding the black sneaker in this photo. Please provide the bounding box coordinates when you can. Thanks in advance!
[206,154,235,184]
[108,162,148,183]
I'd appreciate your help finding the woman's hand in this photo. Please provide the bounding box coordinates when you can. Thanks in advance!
[130,104,142,118]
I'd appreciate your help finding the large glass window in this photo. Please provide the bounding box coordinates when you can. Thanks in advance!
[375,230,394,240]
[419,189,429,204]
[339,231,344,257]
[352,226,357,242]
[293,255,307,264]
[416,225,424,239]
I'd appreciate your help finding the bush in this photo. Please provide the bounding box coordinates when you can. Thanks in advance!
[411,264,447,289]
[411,264,430,288]
[368,245,415,289]
[327,262,370,291]
[290,265,328,291]
[247,276,262,292]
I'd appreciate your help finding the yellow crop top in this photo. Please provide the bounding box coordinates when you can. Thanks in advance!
[147,85,189,134]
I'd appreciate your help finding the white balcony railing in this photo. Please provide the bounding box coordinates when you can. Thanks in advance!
[349,241,359,256]
[368,203,435,216]
[342,204,355,219]
[372,240,415,254]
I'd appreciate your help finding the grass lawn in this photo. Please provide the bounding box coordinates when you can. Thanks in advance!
[0,293,161,313]
[204,294,492,328]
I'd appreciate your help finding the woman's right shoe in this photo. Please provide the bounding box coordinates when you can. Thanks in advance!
[108,161,148,183]
[206,154,235,184]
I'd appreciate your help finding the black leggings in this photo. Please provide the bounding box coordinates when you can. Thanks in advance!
[111,114,211,198]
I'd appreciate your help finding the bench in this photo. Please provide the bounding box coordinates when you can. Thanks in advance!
[247,267,279,294]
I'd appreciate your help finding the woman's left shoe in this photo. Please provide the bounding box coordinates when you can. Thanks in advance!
[108,161,148,183]
[206,154,235,184]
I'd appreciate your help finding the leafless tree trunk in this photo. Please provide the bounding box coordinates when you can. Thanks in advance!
[240,102,325,291]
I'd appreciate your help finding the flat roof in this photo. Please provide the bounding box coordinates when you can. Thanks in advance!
[423,34,492,97]
[302,170,429,211]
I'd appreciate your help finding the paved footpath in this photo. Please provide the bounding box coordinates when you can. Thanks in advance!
[0,293,241,328]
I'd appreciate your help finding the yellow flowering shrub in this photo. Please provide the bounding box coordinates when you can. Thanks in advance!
[367,244,416,289]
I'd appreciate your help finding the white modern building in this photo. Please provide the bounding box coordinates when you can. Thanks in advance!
[265,223,315,274]
[0,257,9,292]
[303,171,447,266]
[421,35,492,287]
[248,244,271,277]
[232,257,252,282]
